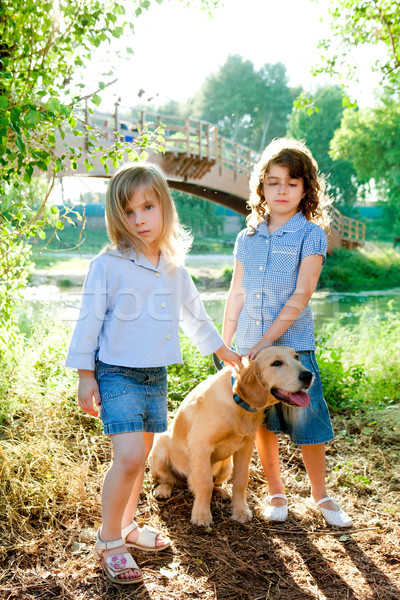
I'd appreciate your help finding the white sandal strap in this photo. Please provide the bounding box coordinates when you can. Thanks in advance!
[315,496,333,507]
[96,532,124,551]
[121,521,138,539]
[268,494,287,501]
[136,525,159,547]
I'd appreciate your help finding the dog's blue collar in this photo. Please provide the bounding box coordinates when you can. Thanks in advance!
[231,373,257,413]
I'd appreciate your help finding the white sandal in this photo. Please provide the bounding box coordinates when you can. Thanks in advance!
[122,521,171,552]
[263,494,288,522]
[310,496,352,528]
[94,532,143,585]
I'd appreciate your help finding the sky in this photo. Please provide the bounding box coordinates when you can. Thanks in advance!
[89,0,381,111]
[101,0,333,108]
[58,0,381,201]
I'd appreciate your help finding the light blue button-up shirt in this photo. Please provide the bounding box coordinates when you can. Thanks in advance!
[65,248,223,370]
[234,212,327,352]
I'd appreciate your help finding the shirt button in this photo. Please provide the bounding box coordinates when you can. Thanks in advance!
[259,266,263,271]
[256,294,260,299]
[166,334,171,340]
[256,320,260,326]
[161,302,166,308]
[155,272,160,277]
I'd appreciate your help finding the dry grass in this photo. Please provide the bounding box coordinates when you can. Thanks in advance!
[1,402,399,600]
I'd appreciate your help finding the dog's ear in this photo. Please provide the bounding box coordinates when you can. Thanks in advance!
[233,362,271,409]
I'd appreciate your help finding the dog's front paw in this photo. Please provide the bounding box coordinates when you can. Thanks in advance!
[231,505,252,523]
[191,507,213,527]
[154,483,173,499]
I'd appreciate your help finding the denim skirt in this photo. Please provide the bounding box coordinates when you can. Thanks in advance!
[235,349,334,445]
[95,360,168,435]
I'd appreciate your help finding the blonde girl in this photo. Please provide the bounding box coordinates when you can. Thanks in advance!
[66,163,241,585]
[222,139,352,528]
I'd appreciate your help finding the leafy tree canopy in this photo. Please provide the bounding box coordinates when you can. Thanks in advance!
[288,85,358,211]
[172,190,223,238]
[0,0,218,329]
[187,55,298,151]
[314,0,400,96]
[330,95,400,232]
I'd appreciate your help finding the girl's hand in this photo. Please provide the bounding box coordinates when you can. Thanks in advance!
[215,344,242,368]
[245,340,273,361]
[77,370,101,417]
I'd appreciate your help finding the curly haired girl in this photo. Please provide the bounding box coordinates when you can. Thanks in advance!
[223,138,352,528]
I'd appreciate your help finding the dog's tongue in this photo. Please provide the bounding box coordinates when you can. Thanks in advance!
[277,389,310,407]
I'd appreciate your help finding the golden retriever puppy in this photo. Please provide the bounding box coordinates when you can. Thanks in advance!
[149,346,312,526]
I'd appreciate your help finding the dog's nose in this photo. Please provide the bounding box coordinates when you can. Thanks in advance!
[299,370,313,386]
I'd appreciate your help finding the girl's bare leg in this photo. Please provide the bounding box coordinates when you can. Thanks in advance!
[301,443,339,511]
[100,431,145,580]
[122,432,168,547]
[256,425,286,507]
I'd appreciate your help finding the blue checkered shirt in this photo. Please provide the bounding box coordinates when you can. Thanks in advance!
[234,212,327,352]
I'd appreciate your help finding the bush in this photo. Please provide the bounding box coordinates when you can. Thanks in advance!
[320,246,400,291]
[316,303,400,411]
[167,336,216,411]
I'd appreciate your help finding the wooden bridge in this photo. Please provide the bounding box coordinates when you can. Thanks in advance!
[61,107,366,252]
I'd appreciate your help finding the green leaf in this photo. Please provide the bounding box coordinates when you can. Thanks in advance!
[36,160,48,171]
[16,136,26,152]
[56,220,64,229]
[24,109,42,128]
[91,94,102,107]
[0,96,8,109]
[10,109,21,134]
[46,97,62,113]
[24,164,33,178]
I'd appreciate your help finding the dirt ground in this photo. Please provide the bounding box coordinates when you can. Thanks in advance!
[1,411,399,600]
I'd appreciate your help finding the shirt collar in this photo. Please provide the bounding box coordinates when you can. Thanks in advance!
[258,211,307,237]
[106,247,164,271]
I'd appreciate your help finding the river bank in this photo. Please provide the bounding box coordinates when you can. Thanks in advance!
[31,241,400,293]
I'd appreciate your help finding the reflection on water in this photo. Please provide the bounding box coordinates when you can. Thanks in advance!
[202,288,400,330]
[21,284,400,331]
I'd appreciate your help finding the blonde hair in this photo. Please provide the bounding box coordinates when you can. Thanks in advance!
[247,138,331,233]
[105,162,192,266]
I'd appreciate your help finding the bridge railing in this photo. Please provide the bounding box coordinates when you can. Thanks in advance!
[330,206,366,248]
[64,105,366,249]
[89,107,260,181]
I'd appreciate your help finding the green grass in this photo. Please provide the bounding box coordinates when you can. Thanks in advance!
[32,254,92,273]
[1,301,399,428]
[35,224,109,254]
[319,245,400,291]
[316,301,400,411]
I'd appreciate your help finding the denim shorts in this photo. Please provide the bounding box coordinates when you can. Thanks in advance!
[236,349,334,445]
[95,360,168,435]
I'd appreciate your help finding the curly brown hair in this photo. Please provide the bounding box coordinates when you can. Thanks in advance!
[247,138,331,233]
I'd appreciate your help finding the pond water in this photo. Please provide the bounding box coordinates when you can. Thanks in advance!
[21,283,400,332]
[202,288,400,329]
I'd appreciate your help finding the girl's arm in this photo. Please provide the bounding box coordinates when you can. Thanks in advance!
[77,369,101,417]
[246,254,323,360]
[222,259,245,348]
[178,268,241,367]
[65,259,108,371]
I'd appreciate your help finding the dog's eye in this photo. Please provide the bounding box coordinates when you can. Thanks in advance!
[271,360,283,367]
[294,354,300,361]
